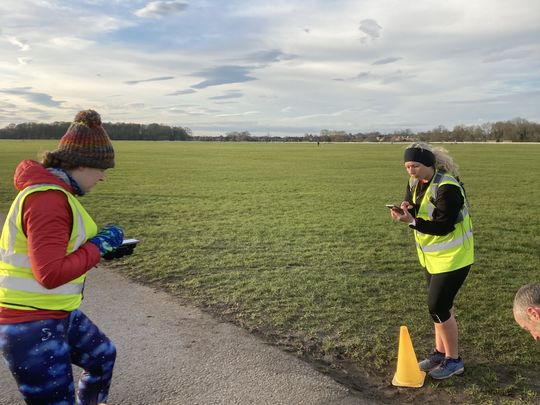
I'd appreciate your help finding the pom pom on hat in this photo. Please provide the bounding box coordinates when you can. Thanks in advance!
[50,109,115,169]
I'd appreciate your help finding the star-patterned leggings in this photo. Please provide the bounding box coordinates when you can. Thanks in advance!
[0,309,116,405]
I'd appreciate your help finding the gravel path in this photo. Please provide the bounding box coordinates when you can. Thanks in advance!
[1,267,377,404]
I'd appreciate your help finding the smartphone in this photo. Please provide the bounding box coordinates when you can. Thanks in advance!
[121,238,139,247]
[118,239,139,255]
[385,204,404,214]
[103,238,139,260]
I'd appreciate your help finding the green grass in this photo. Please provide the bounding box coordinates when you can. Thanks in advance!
[1,140,539,403]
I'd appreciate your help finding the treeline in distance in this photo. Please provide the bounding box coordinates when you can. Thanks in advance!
[0,122,192,141]
[1,117,539,142]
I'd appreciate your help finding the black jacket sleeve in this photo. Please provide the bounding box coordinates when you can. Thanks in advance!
[406,183,464,236]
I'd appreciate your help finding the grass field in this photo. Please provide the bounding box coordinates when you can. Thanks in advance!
[1,140,539,403]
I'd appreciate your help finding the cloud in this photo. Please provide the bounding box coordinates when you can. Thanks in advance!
[191,66,257,89]
[48,37,95,49]
[359,19,382,40]
[0,87,62,107]
[292,109,351,121]
[482,49,531,63]
[167,89,197,96]
[0,101,17,109]
[215,111,259,117]
[243,49,298,64]
[124,76,175,85]
[372,57,402,65]
[166,107,186,114]
[334,72,370,81]
[135,1,188,18]
[209,90,244,100]
[17,57,32,65]
[125,102,146,108]
[446,90,540,105]
[354,72,371,80]
[380,70,416,84]
[229,4,295,18]
[7,36,30,51]
[167,106,217,115]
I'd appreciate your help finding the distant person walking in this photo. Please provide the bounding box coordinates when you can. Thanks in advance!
[0,110,124,404]
[389,142,474,380]
[513,283,540,341]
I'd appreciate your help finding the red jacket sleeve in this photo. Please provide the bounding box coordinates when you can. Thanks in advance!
[23,190,101,289]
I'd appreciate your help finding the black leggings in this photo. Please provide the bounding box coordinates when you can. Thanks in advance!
[424,266,470,323]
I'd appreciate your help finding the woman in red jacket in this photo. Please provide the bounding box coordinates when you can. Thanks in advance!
[0,110,124,404]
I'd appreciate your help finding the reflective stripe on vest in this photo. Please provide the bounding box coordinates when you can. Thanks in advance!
[0,275,83,295]
[416,228,474,252]
[0,250,30,268]
[0,184,97,311]
[412,171,474,274]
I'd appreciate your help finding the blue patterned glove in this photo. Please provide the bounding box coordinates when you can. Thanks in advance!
[89,225,124,257]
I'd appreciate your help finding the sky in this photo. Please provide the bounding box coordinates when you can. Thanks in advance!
[1,0,539,137]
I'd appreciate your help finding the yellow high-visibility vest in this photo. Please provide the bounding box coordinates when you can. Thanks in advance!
[0,184,98,311]
[411,171,474,274]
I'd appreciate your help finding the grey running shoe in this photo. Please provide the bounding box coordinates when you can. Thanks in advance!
[418,349,445,372]
[429,357,465,379]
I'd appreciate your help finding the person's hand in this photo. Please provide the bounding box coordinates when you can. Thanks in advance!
[400,201,413,211]
[390,202,414,223]
[89,225,124,256]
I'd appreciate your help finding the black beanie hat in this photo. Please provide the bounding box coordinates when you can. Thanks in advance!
[404,147,435,167]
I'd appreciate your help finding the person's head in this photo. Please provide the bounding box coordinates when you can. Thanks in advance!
[42,109,114,193]
[513,283,540,341]
[403,142,459,181]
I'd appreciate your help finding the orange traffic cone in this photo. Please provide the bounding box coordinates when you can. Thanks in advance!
[392,325,426,388]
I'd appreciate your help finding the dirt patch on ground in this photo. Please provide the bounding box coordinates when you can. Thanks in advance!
[193,304,464,405]
[261,332,462,405]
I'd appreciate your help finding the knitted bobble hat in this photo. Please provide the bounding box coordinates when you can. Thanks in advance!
[51,109,115,169]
